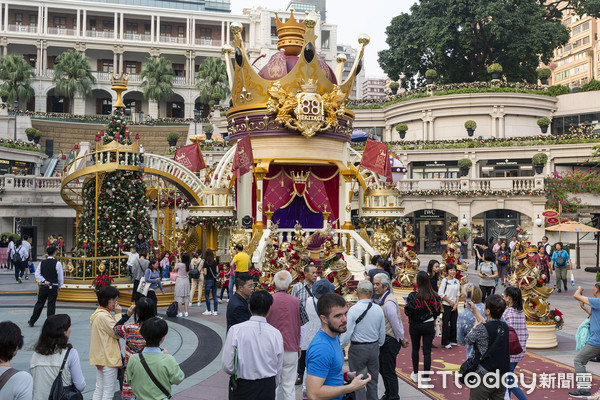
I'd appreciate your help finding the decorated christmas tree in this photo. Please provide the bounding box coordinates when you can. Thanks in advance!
[75,107,152,276]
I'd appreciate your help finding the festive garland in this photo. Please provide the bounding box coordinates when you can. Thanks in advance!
[402,189,546,197]
[358,217,407,227]
[0,138,44,153]
[548,308,564,329]
[23,110,211,126]
[186,216,237,228]
[0,187,5,194]
[149,197,191,210]
[348,81,551,109]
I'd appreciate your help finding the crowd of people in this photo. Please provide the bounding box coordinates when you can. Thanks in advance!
[0,236,597,400]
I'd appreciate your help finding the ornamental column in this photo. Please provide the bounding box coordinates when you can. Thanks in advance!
[253,166,268,232]
[340,169,354,230]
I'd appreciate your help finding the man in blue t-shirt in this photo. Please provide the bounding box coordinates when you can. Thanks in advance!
[570,284,600,398]
[306,293,371,400]
[550,241,572,293]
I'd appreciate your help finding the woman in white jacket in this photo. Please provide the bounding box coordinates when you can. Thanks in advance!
[30,314,86,400]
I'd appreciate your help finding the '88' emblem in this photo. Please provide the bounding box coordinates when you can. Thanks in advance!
[302,99,320,115]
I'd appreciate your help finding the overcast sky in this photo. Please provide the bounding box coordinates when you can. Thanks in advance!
[230,0,416,78]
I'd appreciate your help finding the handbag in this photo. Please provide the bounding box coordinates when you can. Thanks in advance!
[137,276,150,297]
[29,262,35,273]
[458,322,503,384]
[508,326,523,355]
[139,352,173,399]
[48,348,83,400]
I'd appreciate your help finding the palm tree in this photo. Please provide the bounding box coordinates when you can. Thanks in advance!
[140,56,174,118]
[52,50,95,113]
[195,57,229,114]
[0,55,35,108]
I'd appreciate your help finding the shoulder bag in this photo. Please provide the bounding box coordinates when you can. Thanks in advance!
[139,352,173,399]
[0,368,18,391]
[137,276,150,297]
[508,326,523,355]
[48,348,83,400]
[355,302,373,325]
[458,323,503,384]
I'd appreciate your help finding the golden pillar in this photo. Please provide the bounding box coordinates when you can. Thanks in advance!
[205,225,219,251]
[253,167,268,233]
[340,170,355,230]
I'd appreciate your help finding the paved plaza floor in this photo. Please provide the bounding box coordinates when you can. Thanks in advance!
[1,257,600,399]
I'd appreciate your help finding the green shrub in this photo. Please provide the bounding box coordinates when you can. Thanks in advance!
[0,232,20,241]
[203,124,214,134]
[487,63,503,74]
[581,79,600,92]
[457,227,471,238]
[167,132,180,141]
[546,85,570,96]
[464,120,477,130]
[395,123,408,132]
[538,68,552,79]
[389,82,399,89]
[537,117,551,127]
[0,90,9,99]
[425,69,437,78]
[25,128,38,136]
[532,153,548,165]
[458,158,472,168]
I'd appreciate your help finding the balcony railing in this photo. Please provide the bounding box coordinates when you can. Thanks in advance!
[85,29,114,38]
[396,176,543,193]
[174,76,186,84]
[92,71,112,81]
[47,27,75,36]
[123,32,152,41]
[7,24,37,33]
[0,175,62,193]
[129,74,141,82]
[159,35,185,44]
[195,37,214,46]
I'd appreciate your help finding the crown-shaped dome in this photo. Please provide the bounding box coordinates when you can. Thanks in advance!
[275,10,306,57]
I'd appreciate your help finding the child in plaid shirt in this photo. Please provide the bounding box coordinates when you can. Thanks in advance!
[219,264,230,302]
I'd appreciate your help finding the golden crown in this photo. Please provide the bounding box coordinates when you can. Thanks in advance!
[110,72,129,87]
[223,12,370,139]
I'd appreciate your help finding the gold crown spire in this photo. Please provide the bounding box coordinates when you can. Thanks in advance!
[275,10,307,56]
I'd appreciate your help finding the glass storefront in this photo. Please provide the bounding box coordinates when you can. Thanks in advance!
[0,159,34,175]
[409,210,457,254]
[411,161,459,179]
[480,210,521,242]
[479,159,534,178]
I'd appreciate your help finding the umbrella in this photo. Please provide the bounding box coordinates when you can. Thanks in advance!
[546,221,600,269]
[351,130,376,142]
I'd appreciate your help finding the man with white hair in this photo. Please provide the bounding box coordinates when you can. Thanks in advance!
[373,273,408,400]
[340,280,385,400]
[267,270,302,400]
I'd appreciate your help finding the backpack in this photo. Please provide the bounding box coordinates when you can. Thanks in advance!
[11,246,23,264]
[555,254,566,267]
[166,301,178,317]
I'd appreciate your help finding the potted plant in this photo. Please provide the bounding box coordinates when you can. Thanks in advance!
[537,117,551,134]
[167,131,180,147]
[464,120,477,137]
[395,123,408,139]
[487,63,503,80]
[33,129,42,144]
[389,81,399,95]
[538,68,552,85]
[458,158,472,177]
[425,69,437,85]
[25,127,37,142]
[532,153,548,174]
[0,90,9,103]
[204,124,214,141]
[457,227,471,239]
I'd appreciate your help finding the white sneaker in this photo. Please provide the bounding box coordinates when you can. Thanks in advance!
[176,313,183,317]
[218,299,223,304]
[188,302,192,307]
[450,342,458,346]
[445,344,452,349]
[202,310,212,316]
[212,311,218,316]
[410,372,419,383]
[197,302,202,307]
[184,312,189,317]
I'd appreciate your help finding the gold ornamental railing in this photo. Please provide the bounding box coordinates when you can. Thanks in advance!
[57,254,129,282]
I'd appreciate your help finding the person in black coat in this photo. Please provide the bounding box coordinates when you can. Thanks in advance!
[225,272,254,332]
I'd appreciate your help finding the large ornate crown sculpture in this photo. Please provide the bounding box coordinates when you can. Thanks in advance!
[224,11,369,140]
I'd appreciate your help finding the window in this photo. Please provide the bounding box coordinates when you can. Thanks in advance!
[103,20,114,30]
[573,39,582,49]
[73,18,77,27]
[178,26,184,37]
[125,61,138,75]
[126,22,138,32]
[29,15,37,24]
[565,44,572,51]
[160,25,171,34]
[89,19,96,27]
[583,36,589,45]
[15,13,22,25]
[54,16,66,28]
[144,23,150,32]
[100,59,113,73]
[200,27,212,37]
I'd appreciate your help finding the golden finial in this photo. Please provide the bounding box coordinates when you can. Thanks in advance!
[275,10,307,56]
[358,34,371,46]
[221,44,233,55]
[230,22,243,35]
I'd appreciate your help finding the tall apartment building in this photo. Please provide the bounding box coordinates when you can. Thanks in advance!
[0,0,338,118]
[361,77,388,100]
[551,11,599,87]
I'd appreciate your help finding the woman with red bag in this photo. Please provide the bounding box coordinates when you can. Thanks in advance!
[538,246,551,284]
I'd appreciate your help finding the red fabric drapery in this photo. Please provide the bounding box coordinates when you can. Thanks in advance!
[259,165,339,227]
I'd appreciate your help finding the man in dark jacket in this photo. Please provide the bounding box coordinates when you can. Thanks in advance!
[226,272,254,332]
[28,246,63,327]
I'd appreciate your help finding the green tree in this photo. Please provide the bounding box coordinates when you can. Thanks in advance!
[52,50,96,113]
[541,0,600,19]
[195,57,229,114]
[141,56,174,118]
[0,55,35,107]
[378,0,570,86]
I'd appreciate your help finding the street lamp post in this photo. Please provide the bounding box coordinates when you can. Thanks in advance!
[193,109,200,136]
[13,100,18,141]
